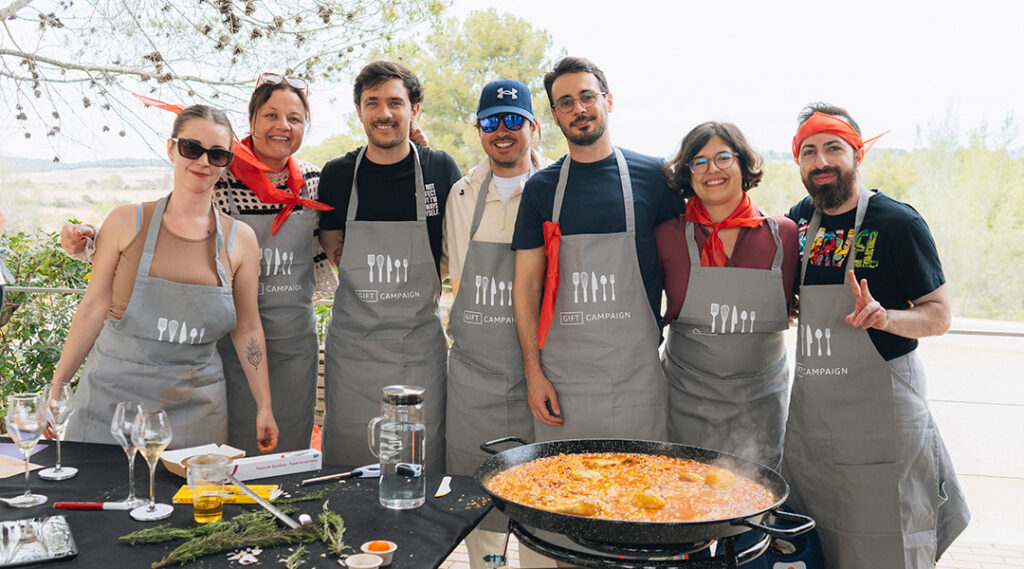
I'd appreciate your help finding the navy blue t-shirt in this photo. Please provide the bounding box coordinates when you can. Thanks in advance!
[512,148,684,327]
[787,190,945,360]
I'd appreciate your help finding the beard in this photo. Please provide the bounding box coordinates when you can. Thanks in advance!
[803,166,858,211]
[562,113,605,147]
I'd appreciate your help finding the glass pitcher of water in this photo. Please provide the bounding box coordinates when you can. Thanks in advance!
[367,385,426,510]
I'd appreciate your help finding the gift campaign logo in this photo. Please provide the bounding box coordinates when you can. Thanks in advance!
[795,323,848,377]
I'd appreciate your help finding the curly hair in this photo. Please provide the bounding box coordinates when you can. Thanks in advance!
[665,122,763,199]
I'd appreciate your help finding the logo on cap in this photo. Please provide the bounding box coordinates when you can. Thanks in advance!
[496,87,518,100]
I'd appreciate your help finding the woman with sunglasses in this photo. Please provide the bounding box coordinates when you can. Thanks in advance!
[656,122,798,470]
[60,73,337,454]
[52,105,279,451]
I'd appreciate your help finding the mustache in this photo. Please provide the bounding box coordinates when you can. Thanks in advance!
[372,120,398,127]
[810,166,840,178]
[571,114,595,127]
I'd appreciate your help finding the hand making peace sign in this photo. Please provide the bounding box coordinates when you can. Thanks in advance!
[845,269,888,330]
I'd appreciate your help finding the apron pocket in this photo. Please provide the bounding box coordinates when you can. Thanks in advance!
[831,461,902,533]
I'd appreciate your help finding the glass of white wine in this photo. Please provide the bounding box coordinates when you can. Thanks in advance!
[38,385,78,481]
[4,393,47,508]
[129,408,173,521]
[110,401,145,508]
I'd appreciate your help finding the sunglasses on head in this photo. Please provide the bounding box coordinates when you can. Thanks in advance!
[256,72,309,95]
[478,113,527,133]
[173,138,234,167]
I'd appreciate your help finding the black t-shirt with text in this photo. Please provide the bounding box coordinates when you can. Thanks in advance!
[787,190,945,361]
[318,144,462,275]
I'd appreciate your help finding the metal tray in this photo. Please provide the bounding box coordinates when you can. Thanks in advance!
[0,515,77,567]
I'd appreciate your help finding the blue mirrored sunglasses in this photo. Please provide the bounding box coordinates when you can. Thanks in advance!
[478,113,526,133]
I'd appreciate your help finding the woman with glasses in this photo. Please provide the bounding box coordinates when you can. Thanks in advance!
[60,74,336,453]
[656,122,798,470]
[52,105,279,451]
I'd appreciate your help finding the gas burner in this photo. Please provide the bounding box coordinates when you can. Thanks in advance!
[511,521,771,569]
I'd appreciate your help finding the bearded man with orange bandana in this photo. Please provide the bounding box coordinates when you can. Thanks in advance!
[781,102,969,568]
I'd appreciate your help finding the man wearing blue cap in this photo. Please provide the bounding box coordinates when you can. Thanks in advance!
[443,79,553,568]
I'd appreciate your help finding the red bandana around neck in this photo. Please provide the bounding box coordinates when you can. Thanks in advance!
[229,137,333,235]
[537,220,562,350]
[791,111,888,164]
[684,193,765,267]
[131,93,333,235]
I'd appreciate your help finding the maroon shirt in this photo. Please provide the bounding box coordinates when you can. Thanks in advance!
[656,215,799,323]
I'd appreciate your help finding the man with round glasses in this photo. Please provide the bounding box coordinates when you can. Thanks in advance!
[442,79,553,568]
[512,57,682,443]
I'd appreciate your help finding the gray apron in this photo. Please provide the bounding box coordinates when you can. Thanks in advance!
[322,143,447,471]
[446,170,533,532]
[782,188,970,568]
[664,216,789,470]
[68,195,236,449]
[535,148,667,442]
[220,182,317,453]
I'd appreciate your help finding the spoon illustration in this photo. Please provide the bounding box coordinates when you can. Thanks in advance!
[190,328,198,344]
[741,310,748,333]
[499,281,506,306]
[815,328,823,356]
[394,258,401,283]
[402,258,408,281]
[367,254,375,283]
[600,275,608,301]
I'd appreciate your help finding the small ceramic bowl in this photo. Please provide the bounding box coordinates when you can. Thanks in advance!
[360,540,397,566]
[345,553,384,569]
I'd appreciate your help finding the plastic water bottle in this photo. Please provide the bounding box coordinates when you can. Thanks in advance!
[368,385,426,510]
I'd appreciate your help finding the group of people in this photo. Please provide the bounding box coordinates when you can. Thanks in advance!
[49,55,969,568]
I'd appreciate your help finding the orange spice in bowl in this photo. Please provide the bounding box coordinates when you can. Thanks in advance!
[360,540,397,566]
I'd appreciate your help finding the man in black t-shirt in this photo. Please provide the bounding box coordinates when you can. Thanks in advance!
[782,102,968,568]
[316,61,461,470]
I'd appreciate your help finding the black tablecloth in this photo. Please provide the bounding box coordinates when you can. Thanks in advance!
[0,439,492,568]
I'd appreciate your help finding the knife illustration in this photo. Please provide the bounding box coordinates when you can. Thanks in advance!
[491,278,497,305]
[806,324,813,356]
[274,248,281,275]
[591,272,598,303]
[386,255,392,283]
[179,320,188,343]
[731,305,738,333]
[581,272,589,303]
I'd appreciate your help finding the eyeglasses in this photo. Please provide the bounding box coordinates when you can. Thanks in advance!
[552,90,606,114]
[172,138,234,167]
[256,72,309,95]
[478,113,527,133]
[687,151,739,174]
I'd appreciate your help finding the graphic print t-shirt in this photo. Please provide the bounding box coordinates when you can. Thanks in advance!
[787,190,945,361]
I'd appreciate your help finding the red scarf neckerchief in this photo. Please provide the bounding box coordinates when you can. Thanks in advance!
[685,193,765,267]
[537,220,562,350]
[131,93,333,235]
[229,137,333,235]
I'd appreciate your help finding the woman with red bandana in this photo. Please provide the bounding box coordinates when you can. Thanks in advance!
[655,122,798,470]
[61,74,335,453]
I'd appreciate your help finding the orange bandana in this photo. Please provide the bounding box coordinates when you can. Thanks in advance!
[685,194,765,267]
[791,111,887,164]
[132,93,333,234]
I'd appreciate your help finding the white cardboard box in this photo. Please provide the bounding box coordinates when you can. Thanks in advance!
[229,449,322,481]
[160,444,246,478]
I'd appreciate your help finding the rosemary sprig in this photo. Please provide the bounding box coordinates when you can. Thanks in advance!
[282,545,308,569]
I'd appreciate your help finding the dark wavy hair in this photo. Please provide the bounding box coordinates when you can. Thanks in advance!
[353,60,423,107]
[543,56,610,108]
[665,122,763,199]
[247,81,310,131]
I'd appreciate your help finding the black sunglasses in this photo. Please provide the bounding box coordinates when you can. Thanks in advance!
[173,138,234,167]
[478,113,526,133]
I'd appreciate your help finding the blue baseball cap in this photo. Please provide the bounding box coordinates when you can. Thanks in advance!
[477,79,534,122]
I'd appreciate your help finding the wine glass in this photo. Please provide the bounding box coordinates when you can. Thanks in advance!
[38,385,78,481]
[129,408,173,521]
[110,401,145,508]
[4,393,47,507]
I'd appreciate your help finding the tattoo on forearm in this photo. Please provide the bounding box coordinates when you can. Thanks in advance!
[246,338,263,371]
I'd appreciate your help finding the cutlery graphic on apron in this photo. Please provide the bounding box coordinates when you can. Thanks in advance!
[481,276,489,304]
[386,255,392,283]
[749,310,756,333]
[367,254,375,283]
[581,271,589,303]
[600,275,607,301]
[720,304,730,332]
[741,310,748,332]
[591,271,598,301]
[168,320,179,342]
[825,328,832,355]
[490,278,496,305]
[403,258,408,281]
[507,281,512,306]
[394,259,401,282]
[475,275,481,304]
[573,272,580,303]
[815,328,823,356]
[499,281,505,306]
[376,255,385,282]
[179,320,188,343]
[710,303,719,333]
[157,318,168,341]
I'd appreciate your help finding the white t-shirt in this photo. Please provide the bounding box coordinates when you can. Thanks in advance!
[492,172,530,202]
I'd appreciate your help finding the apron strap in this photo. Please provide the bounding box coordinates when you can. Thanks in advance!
[226,216,237,256]
[684,221,701,266]
[765,215,784,271]
[347,141,427,223]
[137,195,230,287]
[469,169,493,240]
[551,147,634,234]
[799,186,871,285]
[135,204,142,233]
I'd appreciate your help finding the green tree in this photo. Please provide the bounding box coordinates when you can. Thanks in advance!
[300,9,566,171]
